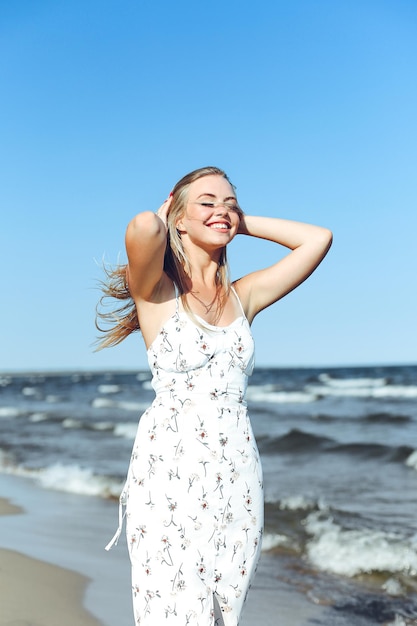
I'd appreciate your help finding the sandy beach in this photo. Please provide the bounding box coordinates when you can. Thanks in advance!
[0,497,101,626]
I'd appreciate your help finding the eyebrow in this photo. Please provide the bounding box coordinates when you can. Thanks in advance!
[196,193,237,202]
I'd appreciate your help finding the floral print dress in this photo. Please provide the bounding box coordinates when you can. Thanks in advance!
[113,286,263,625]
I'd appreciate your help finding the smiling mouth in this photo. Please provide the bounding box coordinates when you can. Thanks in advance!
[207,222,230,230]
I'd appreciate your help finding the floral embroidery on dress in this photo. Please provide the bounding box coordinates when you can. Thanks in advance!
[120,291,263,625]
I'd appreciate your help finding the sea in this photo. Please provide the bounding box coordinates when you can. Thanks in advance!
[0,364,417,625]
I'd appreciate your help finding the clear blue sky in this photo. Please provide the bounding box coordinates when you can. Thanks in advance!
[1,0,416,372]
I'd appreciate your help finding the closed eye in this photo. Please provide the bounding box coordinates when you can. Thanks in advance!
[198,202,240,212]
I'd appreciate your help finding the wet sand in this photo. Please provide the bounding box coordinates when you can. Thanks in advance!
[0,497,101,626]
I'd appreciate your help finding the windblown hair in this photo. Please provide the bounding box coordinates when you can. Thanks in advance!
[95,166,243,350]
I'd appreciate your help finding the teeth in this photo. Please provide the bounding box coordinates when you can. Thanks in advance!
[209,223,229,229]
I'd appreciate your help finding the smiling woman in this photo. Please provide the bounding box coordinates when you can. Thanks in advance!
[96,165,332,626]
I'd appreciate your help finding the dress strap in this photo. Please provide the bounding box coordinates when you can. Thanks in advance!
[173,282,180,311]
[231,284,246,320]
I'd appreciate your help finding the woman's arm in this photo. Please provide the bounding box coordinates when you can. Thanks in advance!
[125,198,172,300]
[235,215,333,322]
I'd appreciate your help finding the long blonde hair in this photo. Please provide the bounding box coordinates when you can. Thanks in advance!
[95,166,243,349]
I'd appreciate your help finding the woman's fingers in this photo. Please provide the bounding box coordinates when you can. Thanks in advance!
[155,195,173,229]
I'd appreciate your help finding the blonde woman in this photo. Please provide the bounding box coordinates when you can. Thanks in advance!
[98,166,332,626]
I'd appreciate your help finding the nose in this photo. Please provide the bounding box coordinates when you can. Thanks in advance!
[215,206,231,220]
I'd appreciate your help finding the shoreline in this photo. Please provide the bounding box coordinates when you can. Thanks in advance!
[0,497,102,626]
[0,475,133,626]
[0,475,325,626]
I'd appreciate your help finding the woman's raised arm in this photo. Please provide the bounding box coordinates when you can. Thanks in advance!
[236,215,333,322]
[125,197,172,300]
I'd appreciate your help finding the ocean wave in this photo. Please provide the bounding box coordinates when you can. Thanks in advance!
[247,386,317,403]
[29,412,49,422]
[405,450,417,471]
[261,532,289,551]
[328,441,413,462]
[91,397,147,412]
[92,421,115,431]
[34,463,123,498]
[308,380,417,399]
[241,427,414,463]
[0,453,122,499]
[258,429,334,454]
[62,418,83,429]
[22,386,39,396]
[136,372,151,382]
[310,411,412,424]
[386,617,417,626]
[114,422,138,439]
[361,412,411,424]
[97,384,121,394]
[60,417,128,434]
[278,494,317,511]
[318,373,388,388]
[46,394,62,403]
[0,406,26,418]
[304,511,417,577]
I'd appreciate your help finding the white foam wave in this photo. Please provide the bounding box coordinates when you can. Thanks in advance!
[279,495,317,511]
[98,384,121,394]
[386,617,417,626]
[318,374,387,388]
[405,450,417,471]
[307,382,417,399]
[382,577,405,596]
[92,397,147,412]
[305,512,417,577]
[92,397,116,409]
[247,387,316,403]
[35,463,122,498]
[261,532,289,551]
[29,412,48,422]
[92,421,114,431]
[62,418,116,432]
[114,422,137,439]
[22,386,38,396]
[62,418,83,429]
[0,406,24,418]
[0,456,122,499]
[373,385,417,398]
[118,400,148,411]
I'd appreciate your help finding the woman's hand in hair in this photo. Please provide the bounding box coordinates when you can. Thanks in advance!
[155,194,173,233]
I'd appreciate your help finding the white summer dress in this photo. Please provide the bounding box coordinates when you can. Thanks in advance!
[108,286,263,626]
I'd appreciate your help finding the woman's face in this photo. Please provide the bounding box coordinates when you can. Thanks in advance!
[176,175,241,249]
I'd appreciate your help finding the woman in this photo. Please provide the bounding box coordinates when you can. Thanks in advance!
[97,166,332,626]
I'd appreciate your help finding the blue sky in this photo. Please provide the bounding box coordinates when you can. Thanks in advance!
[1,0,416,372]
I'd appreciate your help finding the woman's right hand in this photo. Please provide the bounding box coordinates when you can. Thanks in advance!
[155,194,173,232]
